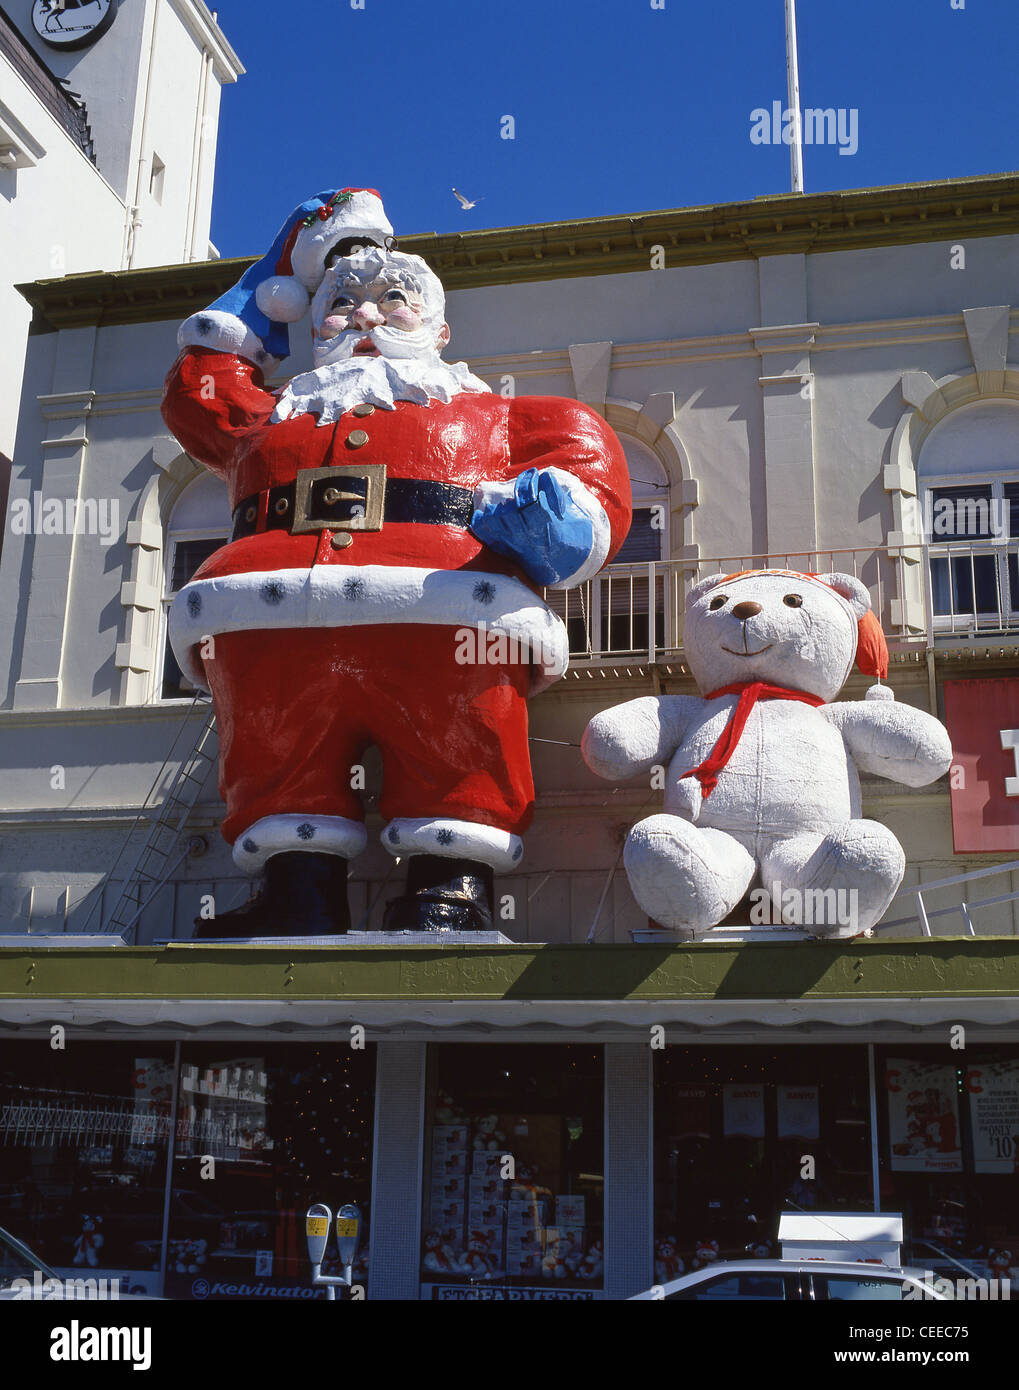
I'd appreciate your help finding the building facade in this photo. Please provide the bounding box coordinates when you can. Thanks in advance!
[1,173,1019,1299]
[0,0,242,459]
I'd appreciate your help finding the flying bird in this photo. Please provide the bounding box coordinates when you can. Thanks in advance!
[452,188,482,211]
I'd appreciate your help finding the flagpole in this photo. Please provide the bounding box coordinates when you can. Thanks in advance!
[785,0,804,193]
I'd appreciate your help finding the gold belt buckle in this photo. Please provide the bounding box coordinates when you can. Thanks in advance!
[291,464,387,535]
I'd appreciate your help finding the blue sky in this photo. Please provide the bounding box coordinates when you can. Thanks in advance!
[208,0,1019,258]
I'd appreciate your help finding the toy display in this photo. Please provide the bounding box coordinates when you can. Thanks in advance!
[422,1228,462,1275]
[540,1230,574,1279]
[577,1238,604,1281]
[654,1235,684,1282]
[472,1114,505,1151]
[162,187,631,938]
[583,569,953,938]
[420,1100,602,1285]
[71,1214,104,1267]
[692,1237,720,1269]
[462,1229,501,1279]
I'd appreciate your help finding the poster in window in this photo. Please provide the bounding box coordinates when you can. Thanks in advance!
[965,1060,1019,1174]
[672,1084,711,1139]
[886,1058,962,1172]
[722,1084,765,1138]
[777,1084,820,1140]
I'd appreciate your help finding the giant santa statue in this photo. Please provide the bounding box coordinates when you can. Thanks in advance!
[162,189,631,937]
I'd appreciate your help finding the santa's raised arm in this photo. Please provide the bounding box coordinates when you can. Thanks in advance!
[162,188,632,939]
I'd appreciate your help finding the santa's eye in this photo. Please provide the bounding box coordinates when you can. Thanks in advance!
[708,594,728,611]
[783,593,803,607]
[382,288,408,304]
[330,295,356,312]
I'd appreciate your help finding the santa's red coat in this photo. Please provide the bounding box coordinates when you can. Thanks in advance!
[160,347,631,847]
[162,348,630,586]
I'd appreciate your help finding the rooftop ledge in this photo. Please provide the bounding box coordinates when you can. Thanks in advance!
[16,171,1019,329]
[0,939,1017,1004]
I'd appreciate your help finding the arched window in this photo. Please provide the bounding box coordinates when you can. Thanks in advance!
[918,400,1019,633]
[552,437,673,660]
[158,472,232,700]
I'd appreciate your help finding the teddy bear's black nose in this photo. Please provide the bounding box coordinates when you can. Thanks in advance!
[731,601,762,620]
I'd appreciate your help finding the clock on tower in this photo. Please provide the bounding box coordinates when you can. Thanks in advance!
[31,0,116,51]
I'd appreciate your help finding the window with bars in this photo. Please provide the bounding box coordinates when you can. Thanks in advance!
[925,480,1019,629]
[544,504,668,658]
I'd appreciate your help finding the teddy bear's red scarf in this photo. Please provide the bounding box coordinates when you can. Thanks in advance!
[680,680,825,798]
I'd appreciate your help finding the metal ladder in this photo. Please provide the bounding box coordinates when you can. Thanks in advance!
[81,696,220,942]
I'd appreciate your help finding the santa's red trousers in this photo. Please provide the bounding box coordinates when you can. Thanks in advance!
[204,626,535,844]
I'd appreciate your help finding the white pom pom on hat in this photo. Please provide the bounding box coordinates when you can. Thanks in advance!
[255,274,311,323]
[256,188,395,326]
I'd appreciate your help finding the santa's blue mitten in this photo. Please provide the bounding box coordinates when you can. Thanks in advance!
[471,467,611,588]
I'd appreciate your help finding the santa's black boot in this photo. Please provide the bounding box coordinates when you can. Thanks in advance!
[382,856,495,932]
[193,851,351,940]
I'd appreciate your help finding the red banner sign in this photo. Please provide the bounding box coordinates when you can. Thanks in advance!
[943,678,1019,852]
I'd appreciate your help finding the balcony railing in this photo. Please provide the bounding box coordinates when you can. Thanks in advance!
[924,541,1019,639]
[545,541,1019,666]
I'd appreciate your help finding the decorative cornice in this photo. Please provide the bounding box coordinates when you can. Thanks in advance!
[16,172,1019,331]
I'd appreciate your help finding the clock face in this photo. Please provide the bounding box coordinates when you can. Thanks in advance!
[31,0,116,51]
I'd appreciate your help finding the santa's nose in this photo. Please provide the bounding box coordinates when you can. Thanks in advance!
[732,601,762,620]
[350,302,384,329]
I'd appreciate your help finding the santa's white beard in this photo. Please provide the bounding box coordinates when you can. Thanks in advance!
[271,341,491,424]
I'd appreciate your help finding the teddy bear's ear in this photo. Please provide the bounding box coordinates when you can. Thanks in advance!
[817,571,871,618]
[687,573,729,606]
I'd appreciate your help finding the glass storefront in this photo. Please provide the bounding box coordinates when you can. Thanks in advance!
[0,1042,375,1299]
[420,1044,604,1298]
[654,1046,873,1274]
[876,1045,1019,1280]
[166,1044,376,1300]
[0,1044,175,1294]
[2,1036,1017,1298]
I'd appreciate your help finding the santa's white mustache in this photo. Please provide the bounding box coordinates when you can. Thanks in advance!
[314,321,437,365]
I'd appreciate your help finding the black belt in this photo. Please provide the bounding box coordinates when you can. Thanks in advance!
[231,465,475,541]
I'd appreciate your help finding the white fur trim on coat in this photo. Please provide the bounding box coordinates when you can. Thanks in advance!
[178,310,280,373]
[233,813,368,872]
[170,565,569,695]
[381,817,523,871]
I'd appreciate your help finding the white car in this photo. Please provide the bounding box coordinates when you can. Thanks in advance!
[629,1258,956,1301]
[0,1223,158,1300]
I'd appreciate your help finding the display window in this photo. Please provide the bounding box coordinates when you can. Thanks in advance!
[876,1044,1019,1285]
[420,1045,604,1298]
[165,1043,376,1300]
[653,1047,872,1277]
[0,1043,175,1295]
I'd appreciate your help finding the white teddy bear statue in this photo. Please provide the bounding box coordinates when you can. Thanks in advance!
[582,569,953,939]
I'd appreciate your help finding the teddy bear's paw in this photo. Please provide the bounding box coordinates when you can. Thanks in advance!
[624,815,755,934]
[762,821,904,936]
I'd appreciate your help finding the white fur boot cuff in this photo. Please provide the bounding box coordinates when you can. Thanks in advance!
[232,814,369,873]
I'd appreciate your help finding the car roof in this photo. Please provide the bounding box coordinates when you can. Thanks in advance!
[634,1258,943,1298]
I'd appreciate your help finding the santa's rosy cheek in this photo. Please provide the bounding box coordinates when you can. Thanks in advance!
[386,305,420,330]
[318,314,347,340]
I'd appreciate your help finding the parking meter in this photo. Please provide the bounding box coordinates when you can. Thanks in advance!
[306,1204,335,1299]
[335,1204,361,1285]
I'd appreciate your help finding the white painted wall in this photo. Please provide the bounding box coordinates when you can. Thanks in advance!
[0,47,126,456]
[0,0,241,455]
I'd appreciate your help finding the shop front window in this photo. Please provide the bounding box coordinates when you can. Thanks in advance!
[165,1044,376,1300]
[0,1043,174,1295]
[421,1045,604,1297]
[653,1047,871,1276]
[878,1046,1019,1285]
